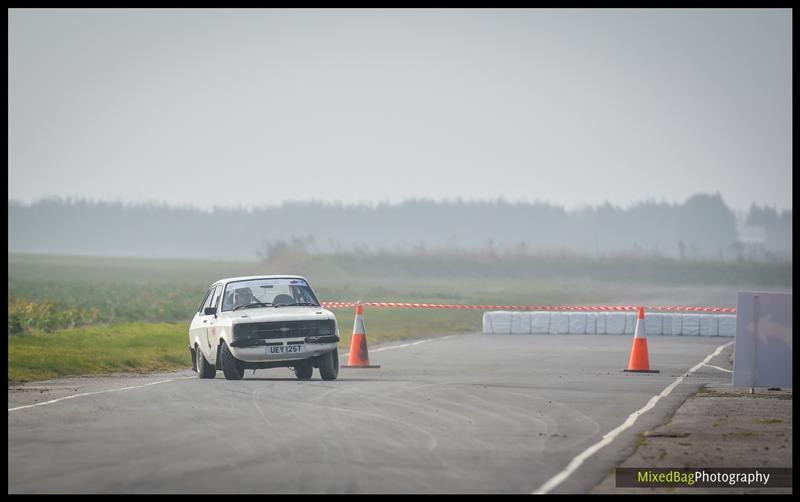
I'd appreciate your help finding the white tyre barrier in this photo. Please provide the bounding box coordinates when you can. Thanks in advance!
[645,312,663,336]
[531,312,551,334]
[483,311,735,336]
[669,314,683,336]
[606,313,627,334]
[596,312,607,334]
[549,312,570,334]
[511,312,532,334]
[717,315,736,337]
[569,313,587,334]
[585,312,597,334]
[483,311,512,334]
[681,314,701,336]
[624,312,637,335]
[699,315,718,336]
[661,314,672,336]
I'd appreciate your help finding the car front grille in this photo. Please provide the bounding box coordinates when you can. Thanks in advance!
[232,319,335,347]
[250,320,318,339]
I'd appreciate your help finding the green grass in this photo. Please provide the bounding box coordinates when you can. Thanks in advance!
[8,322,191,383]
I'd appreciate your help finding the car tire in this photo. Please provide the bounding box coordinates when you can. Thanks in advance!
[318,348,339,381]
[220,341,244,380]
[196,345,216,379]
[294,360,313,380]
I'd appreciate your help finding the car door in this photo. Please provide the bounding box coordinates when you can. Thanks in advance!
[194,285,219,360]
[189,286,213,352]
[206,285,224,363]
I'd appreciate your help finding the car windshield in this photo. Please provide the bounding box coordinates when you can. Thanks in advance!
[221,278,320,312]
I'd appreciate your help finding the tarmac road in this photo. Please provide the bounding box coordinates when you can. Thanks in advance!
[9,333,733,493]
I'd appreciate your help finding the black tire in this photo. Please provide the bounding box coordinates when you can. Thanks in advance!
[219,341,244,380]
[196,345,216,379]
[294,360,313,380]
[318,348,339,381]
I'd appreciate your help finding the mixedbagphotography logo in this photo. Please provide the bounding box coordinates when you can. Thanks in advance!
[616,468,792,488]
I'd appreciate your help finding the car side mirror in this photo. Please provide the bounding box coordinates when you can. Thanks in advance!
[204,307,217,316]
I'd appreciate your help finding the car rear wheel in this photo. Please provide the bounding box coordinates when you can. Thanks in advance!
[220,342,244,380]
[318,348,339,381]
[196,345,216,379]
[294,360,313,380]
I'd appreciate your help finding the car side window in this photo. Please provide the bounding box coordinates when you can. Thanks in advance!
[290,285,318,304]
[210,286,223,310]
[197,288,213,313]
[202,286,219,313]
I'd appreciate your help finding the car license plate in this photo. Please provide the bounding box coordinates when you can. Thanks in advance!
[267,344,305,355]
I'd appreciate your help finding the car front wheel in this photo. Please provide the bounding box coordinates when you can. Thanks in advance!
[318,348,339,381]
[294,360,313,380]
[220,342,244,380]
[196,345,216,379]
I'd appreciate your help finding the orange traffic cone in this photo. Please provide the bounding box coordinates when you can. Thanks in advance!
[623,306,659,373]
[342,302,380,368]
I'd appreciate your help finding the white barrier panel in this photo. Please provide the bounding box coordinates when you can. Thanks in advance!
[682,314,701,336]
[699,315,718,336]
[484,311,736,336]
[669,314,683,335]
[596,312,607,334]
[585,313,597,334]
[511,312,532,334]
[569,313,587,334]
[717,315,736,337]
[549,312,570,334]
[624,313,637,335]
[531,312,551,334]
[645,313,663,336]
[483,311,512,334]
[606,313,626,334]
[661,314,672,336]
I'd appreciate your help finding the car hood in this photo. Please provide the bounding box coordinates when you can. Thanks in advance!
[221,306,335,324]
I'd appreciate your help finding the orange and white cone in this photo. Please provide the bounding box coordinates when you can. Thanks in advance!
[623,306,659,373]
[342,302,380,368]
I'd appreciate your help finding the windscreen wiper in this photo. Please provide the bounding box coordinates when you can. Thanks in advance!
[273,302,319,308]
[233,302,273,311]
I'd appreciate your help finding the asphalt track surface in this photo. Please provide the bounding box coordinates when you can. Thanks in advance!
[9,333,733,494]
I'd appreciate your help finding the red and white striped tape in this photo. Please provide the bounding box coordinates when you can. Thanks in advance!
[320,302,736,313]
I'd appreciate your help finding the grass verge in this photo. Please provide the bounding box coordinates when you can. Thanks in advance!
[8,322,191,383]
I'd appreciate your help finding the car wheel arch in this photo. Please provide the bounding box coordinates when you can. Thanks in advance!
[192,337,204,355]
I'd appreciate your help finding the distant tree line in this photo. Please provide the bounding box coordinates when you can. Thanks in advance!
[7,194,791,261]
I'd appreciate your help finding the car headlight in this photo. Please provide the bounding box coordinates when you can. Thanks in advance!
[317,319,335,336]
[234,323,253,340]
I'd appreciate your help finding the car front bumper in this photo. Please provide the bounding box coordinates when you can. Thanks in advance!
[230,340,338,363]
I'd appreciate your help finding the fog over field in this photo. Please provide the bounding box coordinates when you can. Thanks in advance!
[9,10,791,214]
[8,9,792,310]
[7,195,792,261]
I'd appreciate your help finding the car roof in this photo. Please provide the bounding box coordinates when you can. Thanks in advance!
[214,275,307,286]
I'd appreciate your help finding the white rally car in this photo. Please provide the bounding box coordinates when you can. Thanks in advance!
[188,276,340,380]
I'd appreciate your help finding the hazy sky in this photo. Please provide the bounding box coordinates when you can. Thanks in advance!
[8,9,792,211]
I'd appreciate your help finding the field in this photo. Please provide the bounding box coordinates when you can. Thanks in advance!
[8,252,791,382]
